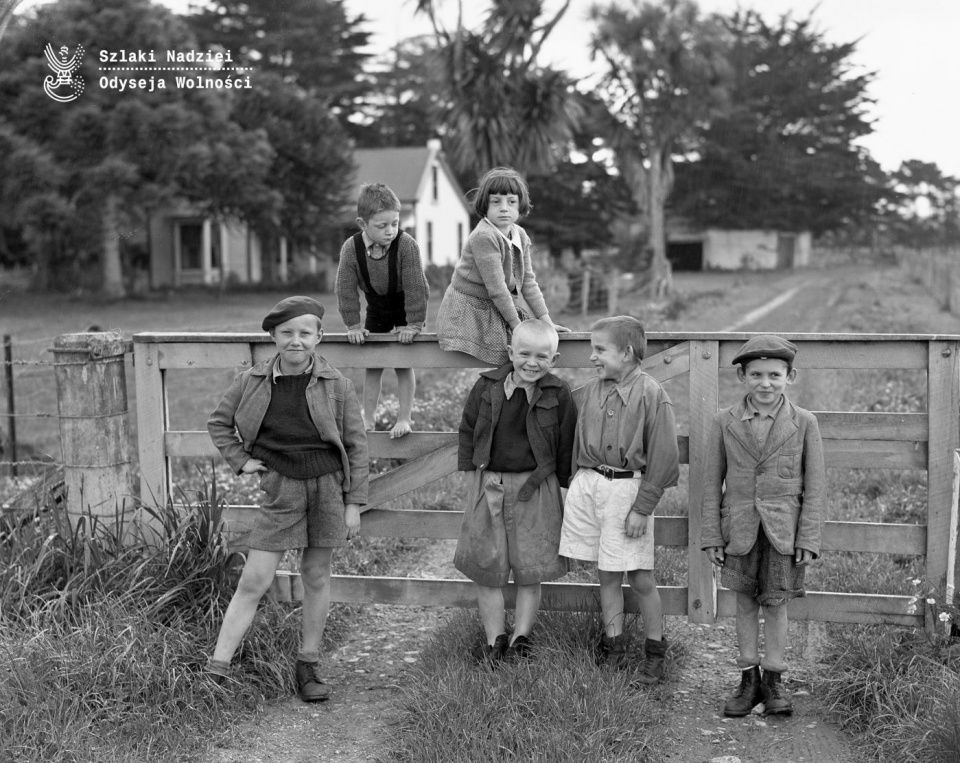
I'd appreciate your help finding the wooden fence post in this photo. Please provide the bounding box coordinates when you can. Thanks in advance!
[687,339,720,624]
[926,339,960,627]
[133,339,170,513]
[52,331,133,532]
[3,334,16,476]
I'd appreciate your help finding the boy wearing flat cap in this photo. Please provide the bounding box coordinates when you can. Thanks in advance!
[206,296,368,702]
[700,334,824,718]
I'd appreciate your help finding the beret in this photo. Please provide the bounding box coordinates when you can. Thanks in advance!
[732,334,798,366]
[261,296,325,332]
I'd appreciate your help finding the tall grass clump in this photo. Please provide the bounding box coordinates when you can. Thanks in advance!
[384,609,676,763]
[821,624,960,763]
[0,475,304,762]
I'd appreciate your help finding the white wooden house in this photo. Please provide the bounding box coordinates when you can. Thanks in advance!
[349,139,471,267]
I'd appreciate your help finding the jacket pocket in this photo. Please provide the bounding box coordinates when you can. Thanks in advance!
[535,397,559,427]
[777,449,802,478]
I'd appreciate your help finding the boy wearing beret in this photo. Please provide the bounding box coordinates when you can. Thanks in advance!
[701,334,825,717]
[206,296,368,702]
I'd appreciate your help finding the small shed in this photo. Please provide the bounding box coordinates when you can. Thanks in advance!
[349,140,471,267]
[667,227,812,271]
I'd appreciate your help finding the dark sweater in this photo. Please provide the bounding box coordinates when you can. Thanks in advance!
[251,374,341,479]
[487,391,537,473]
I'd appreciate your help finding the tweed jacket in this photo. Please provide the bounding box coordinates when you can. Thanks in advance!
[458,363,577,502]
[207,353,369,505]
[700,394,824,557]
[447,218,549,326]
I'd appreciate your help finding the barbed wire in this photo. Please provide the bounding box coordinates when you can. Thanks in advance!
[1,356,129,367]
[0,410,128,419]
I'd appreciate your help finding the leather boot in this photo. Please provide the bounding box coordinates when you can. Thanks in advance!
[295,659,330,702]
[599,632,631,669]
[483,633,510,666]
[761,669,793,715]
[632,637,668,685]
[723,666,762,717]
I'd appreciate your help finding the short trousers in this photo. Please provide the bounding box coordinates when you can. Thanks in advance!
[364,305,406,333]
[558,468,654,572]
[245,470,347,551]
[720,527,805,606]
[453,469,568,587]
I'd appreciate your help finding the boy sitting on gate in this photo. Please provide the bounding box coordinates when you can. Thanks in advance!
[336,182,429,438]
[700,334,825,717]
[559,316,680,684]
[206,296,368,702]
[454,319,577,662]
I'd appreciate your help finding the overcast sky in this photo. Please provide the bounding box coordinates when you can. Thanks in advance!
[17,0,960,178]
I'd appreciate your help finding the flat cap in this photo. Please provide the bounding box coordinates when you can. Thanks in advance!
[261,296,325,332]
[732,334,798,366]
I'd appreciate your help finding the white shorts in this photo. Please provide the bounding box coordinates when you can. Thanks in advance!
[559,468,655,572]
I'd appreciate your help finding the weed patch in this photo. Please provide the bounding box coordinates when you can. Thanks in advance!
[384,610,671,763]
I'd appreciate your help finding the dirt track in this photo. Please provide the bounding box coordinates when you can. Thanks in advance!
[201,262,953,763]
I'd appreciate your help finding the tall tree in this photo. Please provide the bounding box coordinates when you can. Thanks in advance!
[0,0,276,295]
[187,0,370,121]
[415,0,584,182]
[590,0,732,295]
[672,9,882,237]
[887,160,960,248]
[187,0,363,277]
[349,35,443,149]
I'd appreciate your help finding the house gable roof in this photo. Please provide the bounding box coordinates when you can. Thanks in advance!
[351,145,470,216]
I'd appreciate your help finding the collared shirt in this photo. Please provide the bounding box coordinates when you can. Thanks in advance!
[741,394,784,449]
[361,231,389,260]
[503,372,536,403]
[573,365,680,515]
[483,217,522,253]
[271,355,314,383]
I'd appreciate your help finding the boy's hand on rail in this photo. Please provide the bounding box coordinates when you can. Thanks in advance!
[395,326,419,344]
[706,547,725,567]
[553,324,572,333]
[344,504,361,539]
[240,458,267,474]
[347,328,369,345]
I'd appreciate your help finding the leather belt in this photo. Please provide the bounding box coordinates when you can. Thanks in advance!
[592,465,641,480]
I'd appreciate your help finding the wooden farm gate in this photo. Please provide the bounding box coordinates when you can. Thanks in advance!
[133,332,960,628]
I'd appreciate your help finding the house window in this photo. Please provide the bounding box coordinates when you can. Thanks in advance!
[210,222,222,271]
[432,165,438,201]
[427,221,434,263]
[178,222,203,271]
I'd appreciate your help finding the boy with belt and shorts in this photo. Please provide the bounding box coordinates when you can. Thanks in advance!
[336,182,429,438]
[559,316,680,684]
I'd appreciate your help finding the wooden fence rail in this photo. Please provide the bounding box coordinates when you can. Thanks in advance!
[132,331,960,628]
